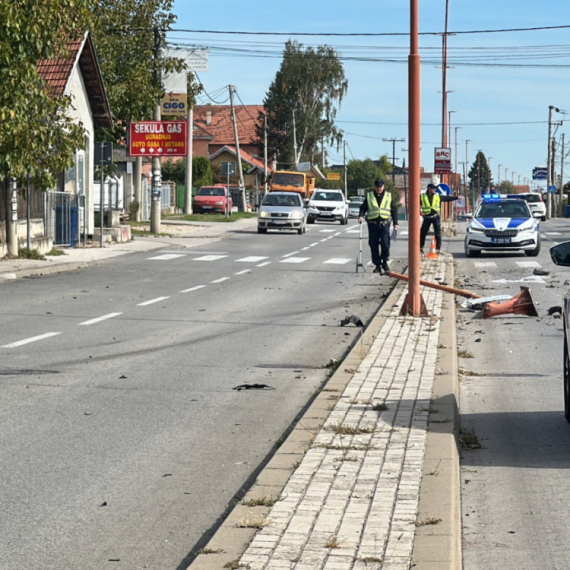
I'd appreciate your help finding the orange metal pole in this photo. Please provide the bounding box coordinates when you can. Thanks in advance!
[404,0,425,316]
[386,271,481,299]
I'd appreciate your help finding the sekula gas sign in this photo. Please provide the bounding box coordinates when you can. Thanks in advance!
[128,121,187,156]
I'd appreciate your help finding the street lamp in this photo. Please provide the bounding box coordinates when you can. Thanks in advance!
[498,164,502,186]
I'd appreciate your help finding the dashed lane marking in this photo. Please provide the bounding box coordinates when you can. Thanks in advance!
[309,242,319,247]
[235,269,251,275]
[474,262,497,268]
[2,332,62,348]
[323,258,352,265]
[319,229,336,233]
[256,261,271,267]
[180,285,206,293]
[282,251,300,258]
[147,253,186,260]
[79,313,123,326]
[236,256,268,263]
[280,257,310,264]
[546,232,562,235]
[137,296,170,306]
[191,255,228,261]
[211,277,230,283]
[516,261,542,268]
[346,229,360,234]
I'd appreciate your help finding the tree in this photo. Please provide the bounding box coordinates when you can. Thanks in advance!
[161,156,212,188]
[259,40,348,169]
[468,151,492,193]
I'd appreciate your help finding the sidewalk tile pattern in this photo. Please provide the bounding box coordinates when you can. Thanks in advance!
[238,262,445,570]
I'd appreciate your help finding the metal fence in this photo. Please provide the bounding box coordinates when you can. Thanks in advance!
[43,191,85,247]
[141,179,171,221]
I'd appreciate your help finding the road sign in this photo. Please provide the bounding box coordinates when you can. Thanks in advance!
[532,167,547,180]
[327,172,341,181]
[128,121,188,157]
[549,185,557,193]
[437,183,451,196]
[95,142,113,165]
[434,147,452,174]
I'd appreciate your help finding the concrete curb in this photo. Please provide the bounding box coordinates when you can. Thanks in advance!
[186,276,409,570]
[411,255,462,569]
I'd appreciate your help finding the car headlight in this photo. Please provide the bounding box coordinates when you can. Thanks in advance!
[215,201,224,205]
[468,227,485,234]
[290,210,303,219]
[259,211,269,218]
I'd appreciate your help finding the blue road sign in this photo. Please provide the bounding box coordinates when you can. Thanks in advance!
[437,183,451,196]
[549,185,557,193]
[533,167,547,180]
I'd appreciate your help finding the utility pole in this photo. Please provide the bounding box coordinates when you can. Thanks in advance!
[150,26,162,234]
[551,137,556,217]
[6,179,18,256]
[477,153,480,196]
[403,157,408,221]
[321,135,325,169]
[263,115,268,196]
[292,109,298,169]
[465,140,470,210]
[560,133,566,217]
[454,127,459,191]
[383,137,405,187]
[487,157,492,190]
[343,141,348,199]
[498,164,501,187]
[229,85,246,211]
[184,100,193,214]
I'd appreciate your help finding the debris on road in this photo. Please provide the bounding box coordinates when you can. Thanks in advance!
[233,383,275,391]
[340,315,364,327]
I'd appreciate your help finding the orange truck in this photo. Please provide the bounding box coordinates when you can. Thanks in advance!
[269,163,325,199]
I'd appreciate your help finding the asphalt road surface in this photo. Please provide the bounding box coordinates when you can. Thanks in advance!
[0,220,408,570]
[450,219,570,570]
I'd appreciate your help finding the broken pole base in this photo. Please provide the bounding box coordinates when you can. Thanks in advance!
[400,292,429,317]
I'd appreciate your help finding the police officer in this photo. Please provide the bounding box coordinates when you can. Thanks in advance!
[420,183,459,254]
[358,179,398,273]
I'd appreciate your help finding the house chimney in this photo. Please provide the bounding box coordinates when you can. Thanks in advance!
[206,111,212,126]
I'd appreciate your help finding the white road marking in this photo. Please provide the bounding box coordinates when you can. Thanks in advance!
[2,332,62,348]
[282,251,300,258]
[492,276,547,284]
[334,232,342,236]
[180,285,206,293]
[400,231,409,236]
[137,296,170,306]
[211,277,230,283]
[474,262,497,268]
[319,229,336,233]
[191,255,228,261]
[516,261,541,268]
[147,253,186,260]
[79,313,122,326]
[546,232,562,235]
[310,242,319,247]
[346,229,360,234]
[235,269,251,275]
[301,247,311,251]
[323,258,352,265]
[256,261,271,267]
[320,239,328,242]
[280,257,310,264]
[236,256,268,263]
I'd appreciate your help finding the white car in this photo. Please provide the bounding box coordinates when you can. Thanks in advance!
[506,193,546,221]
[307,190,348,225]
[257,192,307,234]
[348,200,362,218]
[464,194,540,257]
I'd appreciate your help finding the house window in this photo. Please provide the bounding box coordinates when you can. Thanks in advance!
[221,161,236,176]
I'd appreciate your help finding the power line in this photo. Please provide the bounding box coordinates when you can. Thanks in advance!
[338,120,549,126]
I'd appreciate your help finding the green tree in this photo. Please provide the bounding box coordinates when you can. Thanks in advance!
[0,0,90,185]
[468,151,493,193]
[346,159,380,195]
[162,157,212,188]
[260,40,348,168]
[161,159,185,185]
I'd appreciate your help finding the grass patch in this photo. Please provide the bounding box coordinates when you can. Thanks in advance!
[197,547,223,555]
[46,248,66,256]
[325,536,341,549]
[223,560,250,569]
[235,517,270,529]
[18,248,44,260]
[241,496,277,507]
[414,517,442,527]
[458,349,474,358]
[169,212,257,223]
[131,228,172,237]
[459,428,482,450]
[326,421,375,435]
[372,402,388,412]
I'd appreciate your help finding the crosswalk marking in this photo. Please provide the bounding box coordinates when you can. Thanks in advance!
[280,257,310,264]
[235,269,251,275]
[148,253,186,260]
[546,232,562,235]
[2,332,62,348]
[138,296,170,306]
[474,262,497,268]
[256,261,271,267]
[323,258,352,265]
[236,256,268,263]
[79,313,122,326]
[319,229,336,233]
[211,277,230,283]
[516,261,541,268]
[180,285,206,293]
[282,251,299,258]
[191,255,228,261]
[346,229,360,234]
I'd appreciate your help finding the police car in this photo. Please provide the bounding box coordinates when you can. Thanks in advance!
[464,194,540,257]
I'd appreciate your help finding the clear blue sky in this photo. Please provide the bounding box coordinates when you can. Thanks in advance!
[171,0,570,191]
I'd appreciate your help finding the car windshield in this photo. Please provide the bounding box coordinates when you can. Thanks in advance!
[313,192,343,201]
[272,173,305,187]
[476,201,530,219]
[349,201,361,207]
[525,194,541,203]
[198,187,225,196]
[263,194,300,207]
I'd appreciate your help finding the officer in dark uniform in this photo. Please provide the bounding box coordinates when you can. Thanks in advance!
[358,179,399,273]
[420,183,459,253]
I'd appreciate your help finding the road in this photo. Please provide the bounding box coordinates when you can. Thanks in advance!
[0,220,407,570]
[450,219,570,570]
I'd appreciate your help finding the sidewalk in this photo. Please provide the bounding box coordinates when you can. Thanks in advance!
[0,217,257,282]
[189,257,460,570]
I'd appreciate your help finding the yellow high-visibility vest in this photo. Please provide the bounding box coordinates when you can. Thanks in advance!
[367,191,392,220]
[421,192,441,215]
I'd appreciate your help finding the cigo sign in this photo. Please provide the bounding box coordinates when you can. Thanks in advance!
[128,121,187,156]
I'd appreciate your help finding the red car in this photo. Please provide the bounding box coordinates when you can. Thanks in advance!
[193,185,233,214]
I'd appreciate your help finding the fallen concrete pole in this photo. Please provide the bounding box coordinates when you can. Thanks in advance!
[384,270,481,300]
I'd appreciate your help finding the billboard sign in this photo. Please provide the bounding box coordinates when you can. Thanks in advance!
[434,147,452,174]
[327,172,341,180]
[161,93,188,117]
[128,121,188,156]
[532,167,547,180]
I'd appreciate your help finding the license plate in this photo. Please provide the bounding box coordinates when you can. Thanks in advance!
[202,206,213,210]
[492,238,511,243]
[320,213,332,216]
[272,221,287,225]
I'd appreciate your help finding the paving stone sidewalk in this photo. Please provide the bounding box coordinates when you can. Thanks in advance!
[237,260,446,570]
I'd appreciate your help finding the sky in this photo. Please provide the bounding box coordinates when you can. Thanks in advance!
[170,0,570,191]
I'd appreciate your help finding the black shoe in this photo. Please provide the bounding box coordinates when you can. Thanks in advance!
[382,260,390,272]
[373,265,382,274]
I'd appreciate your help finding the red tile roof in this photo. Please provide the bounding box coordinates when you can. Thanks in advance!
[194,105,264,147]
[211,145,271,174]
[37,38,83,98]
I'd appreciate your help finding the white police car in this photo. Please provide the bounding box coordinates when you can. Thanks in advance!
[464,194,540,257]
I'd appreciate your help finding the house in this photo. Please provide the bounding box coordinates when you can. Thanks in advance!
[0,31,113,254]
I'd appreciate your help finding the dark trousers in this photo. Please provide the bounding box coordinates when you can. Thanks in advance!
[420,215,442,250]
[367,221,391,267]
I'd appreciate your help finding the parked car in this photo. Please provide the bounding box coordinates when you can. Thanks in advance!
[348,200,362,218]
[464,194,540,257]
[306,190,348,224]
[257,191,307,234]
[506,192,546,221]
[349,195,365,204]
[193,185,233,214]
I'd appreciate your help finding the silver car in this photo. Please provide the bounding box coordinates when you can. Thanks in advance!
[257,192,307,234]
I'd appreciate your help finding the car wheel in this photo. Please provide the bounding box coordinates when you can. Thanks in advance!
[564,331,570,422]
[257,227,267,234]
[541,216,546,222]
[307,217,315,224]
[464,241,480,258]
[297,226,304,235]
[525,236,541,257]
